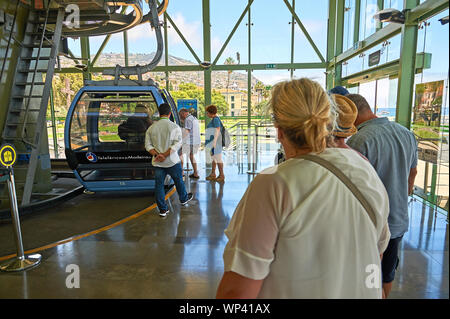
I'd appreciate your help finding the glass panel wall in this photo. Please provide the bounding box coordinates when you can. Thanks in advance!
[412,9,449,211]
[359,0,379,40]
[375,77,398,120]
[343,0,356,52]
[47,73,84,158]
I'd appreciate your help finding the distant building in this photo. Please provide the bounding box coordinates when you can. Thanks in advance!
[218,89,260,117]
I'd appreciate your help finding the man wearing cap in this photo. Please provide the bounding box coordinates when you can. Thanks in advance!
[346,94,418,298]
[329,85,350,96]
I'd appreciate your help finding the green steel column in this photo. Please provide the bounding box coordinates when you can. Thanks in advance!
[80,37,91,81]
[376,0,384,31]
[326,0,337,90]
[202,0,212,168]
[396,0,419,128]
[429,164,438,204]
[202,0,212,113]
[334,0,345,87]
[91,34,111,66]
[354,0,361,44]
[124,31,129,67]
[290,0,295,79]
[49,87,58,159]
[247,0,253,171]
[164,13,169,90]
[247,0,252,129]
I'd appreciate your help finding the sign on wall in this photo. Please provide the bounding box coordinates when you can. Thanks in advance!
[177,99,198,117]
[412,80,444,164]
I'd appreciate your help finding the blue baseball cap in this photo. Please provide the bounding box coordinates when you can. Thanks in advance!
[329,86,349,96]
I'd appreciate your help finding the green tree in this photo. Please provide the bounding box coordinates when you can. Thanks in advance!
[49,73,84,119]
[169,83,228,118]
[224,57,236,92]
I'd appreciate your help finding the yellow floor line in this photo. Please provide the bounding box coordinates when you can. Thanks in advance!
[0,187,177,262]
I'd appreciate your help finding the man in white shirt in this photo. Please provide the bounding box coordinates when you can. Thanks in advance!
[179,108,201,179]
[145,103,193,217]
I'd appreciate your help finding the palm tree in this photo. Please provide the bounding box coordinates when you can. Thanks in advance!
[254,81,265,104]
[224,57,236,114]
[224,57,236,88]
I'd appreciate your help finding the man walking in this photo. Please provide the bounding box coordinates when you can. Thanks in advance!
[346,94,418,298]
[145,103,193,217]
[179,108,201,179]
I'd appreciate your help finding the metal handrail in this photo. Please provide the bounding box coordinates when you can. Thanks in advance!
[0,0,20,85]
[22,6,51,145]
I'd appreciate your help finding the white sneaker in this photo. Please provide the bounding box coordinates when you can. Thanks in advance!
[159,209,169,217]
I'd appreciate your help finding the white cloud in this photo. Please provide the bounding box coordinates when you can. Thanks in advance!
[253,71,291,86]
[167,12,202,50]
[125,12,202,50]
[211,36,240,64]
[127,22,156,41]
[296,19,326,36]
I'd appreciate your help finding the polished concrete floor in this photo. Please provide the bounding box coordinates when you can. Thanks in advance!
[0,150,448,299]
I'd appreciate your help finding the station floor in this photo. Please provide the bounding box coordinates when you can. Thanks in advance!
[0,151,448,299]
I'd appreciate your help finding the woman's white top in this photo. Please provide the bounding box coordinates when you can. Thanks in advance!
[223,148,391,299]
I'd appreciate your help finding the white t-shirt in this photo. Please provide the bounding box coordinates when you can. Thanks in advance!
[223,148,391,299]
[184,114,201,145]
[144,117,182,168]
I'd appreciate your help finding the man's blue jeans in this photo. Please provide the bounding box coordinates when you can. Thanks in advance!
[154,162,188,212]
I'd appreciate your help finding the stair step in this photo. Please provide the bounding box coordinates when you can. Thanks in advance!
[12,95,44,99]
[9,166,28,170]
[22,44,53,48]
[6,122,37,126]
[1,138,23,143]
[17,69,49,73]
[15,81,46,86]
[21,56,51,61]
[25,31,54,36]
[9,108,41,113]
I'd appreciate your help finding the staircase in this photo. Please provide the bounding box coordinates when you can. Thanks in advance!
[0,6,65,206]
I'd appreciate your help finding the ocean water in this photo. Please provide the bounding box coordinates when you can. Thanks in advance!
[374,108,450,126]
[375,108,396,118]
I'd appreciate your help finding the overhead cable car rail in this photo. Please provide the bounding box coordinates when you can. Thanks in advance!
[63,0,177,193]
[19,0,168,38]
[102,0,165,78]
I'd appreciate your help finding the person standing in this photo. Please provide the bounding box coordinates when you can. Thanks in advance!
[179,108,201,179]
[346,93,418,298]
[205,105,225,183]
[145,103,193,217]
[216,78,390,299]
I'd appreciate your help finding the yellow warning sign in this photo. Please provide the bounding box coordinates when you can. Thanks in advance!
[0,144,17,167]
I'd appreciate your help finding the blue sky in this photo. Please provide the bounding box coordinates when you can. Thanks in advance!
[67,1,448,88]
[69,0,330,85]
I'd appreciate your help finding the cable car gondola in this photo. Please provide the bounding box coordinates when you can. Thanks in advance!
[64,0,179,192]
[64,79,181,192]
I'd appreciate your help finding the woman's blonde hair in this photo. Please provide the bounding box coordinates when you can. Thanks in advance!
[270,78,336,153]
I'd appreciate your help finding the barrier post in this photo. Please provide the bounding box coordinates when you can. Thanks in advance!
[255,124,259,172]
[183,152,192,193]
[0,144,41,272]
[247,130,258,175]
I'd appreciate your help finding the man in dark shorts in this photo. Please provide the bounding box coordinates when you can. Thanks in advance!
[346,94,418,298]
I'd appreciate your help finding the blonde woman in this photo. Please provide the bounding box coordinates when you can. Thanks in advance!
[216,78,391,299]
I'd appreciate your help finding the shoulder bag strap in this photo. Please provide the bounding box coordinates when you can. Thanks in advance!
[299,154,377,229]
